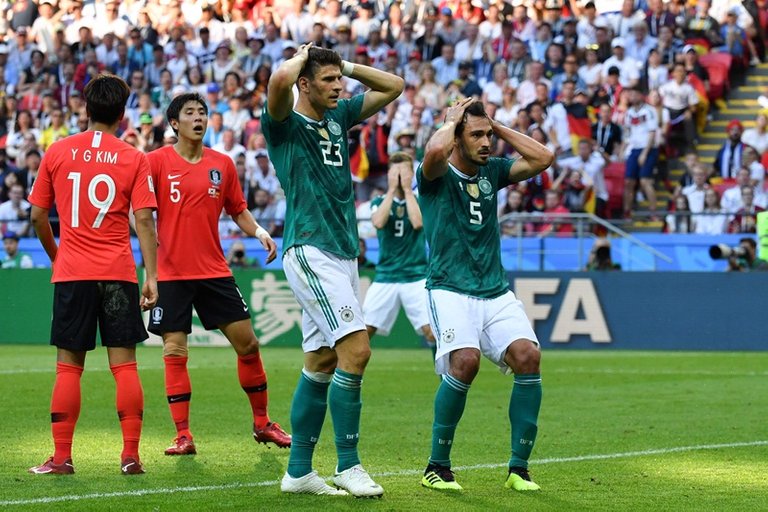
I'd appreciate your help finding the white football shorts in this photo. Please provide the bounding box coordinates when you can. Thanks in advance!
[427,289,539,375]
[283,245,367,352]
[363,279,430,336]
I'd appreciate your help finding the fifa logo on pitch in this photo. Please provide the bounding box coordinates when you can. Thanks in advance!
[152,307,164,323]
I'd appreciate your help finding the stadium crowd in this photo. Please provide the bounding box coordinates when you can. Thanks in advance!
[1,0,768,258]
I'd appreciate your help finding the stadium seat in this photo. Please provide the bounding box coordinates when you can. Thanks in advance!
[603,162,625,218]
[699,52,732,101]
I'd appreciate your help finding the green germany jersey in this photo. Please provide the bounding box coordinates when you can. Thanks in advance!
[416,157,515,299]
[261,95,364,259]
[370,195,428,283]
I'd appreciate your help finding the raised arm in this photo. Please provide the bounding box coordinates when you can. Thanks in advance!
[371,171,399,230]
[233,208,278,263]
[134,207,158,311]
[266,43,312,122]
[399,165,422,230]
[490,119,555,183]
[344,62,405,122]
[421,97,475,181]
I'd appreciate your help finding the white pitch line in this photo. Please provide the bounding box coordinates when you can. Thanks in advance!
[3,440,767,507]
[550,368,768,377]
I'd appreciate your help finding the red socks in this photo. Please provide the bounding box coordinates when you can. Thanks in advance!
[163,355,192,437]
[110,361,144,460]
[238,353,270,429]
[51,362,83,464]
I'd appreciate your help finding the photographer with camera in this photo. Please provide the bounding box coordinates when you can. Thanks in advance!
[226,240,260,269]
[710,238,768,272]
[585,238,622,271]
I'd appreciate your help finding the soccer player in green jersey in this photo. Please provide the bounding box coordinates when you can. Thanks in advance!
[417,98,554,492]
[262,44,404,497]
[363,152,436,353]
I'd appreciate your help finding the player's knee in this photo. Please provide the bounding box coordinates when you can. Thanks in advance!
[163,343,188,358]
[233,336,260,357]
[508,340,541,374]
[449,349,481,383]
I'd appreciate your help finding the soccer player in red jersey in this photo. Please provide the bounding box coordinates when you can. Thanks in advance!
[27,74,159,476]
[147,92,290,455]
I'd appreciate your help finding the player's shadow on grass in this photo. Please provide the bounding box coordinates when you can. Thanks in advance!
[172,455,206,473]
[252,450,283,477]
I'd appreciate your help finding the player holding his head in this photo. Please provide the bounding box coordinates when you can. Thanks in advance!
[263,44,404,496]
[28,74,159,475]
[146,92,290,456]
[418,98,554,491]
[363,152,436,355]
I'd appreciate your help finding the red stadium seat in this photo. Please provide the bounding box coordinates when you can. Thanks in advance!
[699,52,732,101]
[603,162,625,218]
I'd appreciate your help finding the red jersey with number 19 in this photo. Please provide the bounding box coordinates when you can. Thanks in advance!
[28,131,156,283]
[147,146,247,281]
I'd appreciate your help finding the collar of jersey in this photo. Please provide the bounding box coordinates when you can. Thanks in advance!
[294,110,327,125]
[449,162,479,181]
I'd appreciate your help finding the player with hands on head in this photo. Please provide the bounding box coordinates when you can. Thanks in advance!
[263,41,404,496]
[146,92,289,459]
[28,73,158,476]
[417,98,554,492]
[363,152,436,358]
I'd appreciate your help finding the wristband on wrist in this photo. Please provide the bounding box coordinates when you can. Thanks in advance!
[255,227,269,238]
[341,61,355,77]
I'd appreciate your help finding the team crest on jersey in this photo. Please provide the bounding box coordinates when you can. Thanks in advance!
[209,169,222,186]
[328,121,342,136]
[396,206,405,217]
[441,329,455,343]
[339,306,355,323]
[466,183,480,199]
[478,179,492,195]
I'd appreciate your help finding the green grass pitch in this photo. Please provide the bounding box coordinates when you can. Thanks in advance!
[1,346,767,511]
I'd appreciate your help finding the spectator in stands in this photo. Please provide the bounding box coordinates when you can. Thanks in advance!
[728,186,765,233]
[416,16,445,62]
[15,147,40,193]
[684,0,723,46]
[483,62,512,107]
[539,189,573,236]
[249,188,278,237]
[592,103,622,160]
[624,20,657,64]
[655,25,681,67]
[6,110,39,161]
[213,128,245,163]
[222,94,250,142]
[585,238,621,271]
[249,149,280,196]
[727,237,768,272]
[721,167,767,213]
[659,62,699,153]
[694,188,727,235]
[741,113,768,156]
[455,24,486,69]
[432,44,460,87]
[622,86,658,218]
[665,194,694,233]
[742,145,766,190]
[557,139,608,217]
[499,188,528,237]
[1,230,33,268]
[715,120,748,179]
[579,46,603,96]
[645,0,676,38]
[0,183,30,236]
[517,61,550,108]
[357,237,376,270]
[682,166,710,214]
[551,54,587,100]
[226,239,260,269]
[717,9,749,65]
[602,38,639,89]
[39,109,68,151]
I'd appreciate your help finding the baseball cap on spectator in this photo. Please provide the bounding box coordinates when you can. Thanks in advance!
[360,1,374,9]
[682,44,697,54]
[337,24,351,33]
[727,7,740,16]
[727,120,743,131]
[395,128,416,141]
[254,149,269,158]
[283,40,298,51]
[441,7,452,15]
[3,231,19,241]
[611,38,624,49]
[607,65,620,76]
[207,82,221,94]
[545,0,563,9]
[355,46,369,56]
[386,49,397,58]
[408,50,421,61]
[16,26,28,36]
[139,112,153,124]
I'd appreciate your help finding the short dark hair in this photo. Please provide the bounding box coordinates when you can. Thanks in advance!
[455,101,489,137]
[299,47,342,81]
[83,73,130,125]
[740,238,757,250]
[166,92,209,133]
[389,151,414,166]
